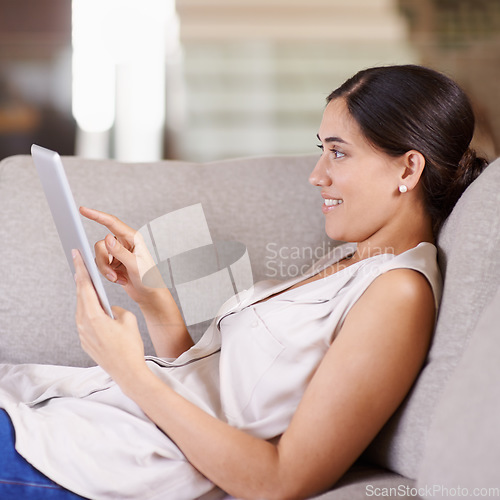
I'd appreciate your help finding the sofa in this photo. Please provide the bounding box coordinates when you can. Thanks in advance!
[0,152,499,499]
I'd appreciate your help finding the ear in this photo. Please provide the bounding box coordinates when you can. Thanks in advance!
[400,150,425,191]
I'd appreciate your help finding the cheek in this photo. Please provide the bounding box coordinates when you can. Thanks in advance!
[324,184,394,241]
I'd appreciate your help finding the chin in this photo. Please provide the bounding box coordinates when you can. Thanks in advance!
[325,226,349,242]
[325,223,368,244]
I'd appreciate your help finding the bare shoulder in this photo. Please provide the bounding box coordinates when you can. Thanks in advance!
[368,267,436,304]
[338,267,436,359]
[345,267,436,333]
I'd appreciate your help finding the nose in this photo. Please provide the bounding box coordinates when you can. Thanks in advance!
[308,156,332,187]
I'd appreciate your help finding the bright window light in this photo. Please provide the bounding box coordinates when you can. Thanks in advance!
[72,0,116,133]
[72,0,179,160]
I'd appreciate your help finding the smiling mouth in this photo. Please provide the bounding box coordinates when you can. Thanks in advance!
[324,199,343,206]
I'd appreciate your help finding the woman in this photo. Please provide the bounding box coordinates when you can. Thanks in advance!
[0,65,488,499]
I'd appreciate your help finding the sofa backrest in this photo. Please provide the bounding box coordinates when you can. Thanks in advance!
[0,154,326,367]
[417,281,500,495]
[363,157,500,479]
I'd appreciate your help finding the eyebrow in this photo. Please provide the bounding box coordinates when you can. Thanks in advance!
[316,133,350,145]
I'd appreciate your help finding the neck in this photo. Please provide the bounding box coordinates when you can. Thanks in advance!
[354,210,434,261]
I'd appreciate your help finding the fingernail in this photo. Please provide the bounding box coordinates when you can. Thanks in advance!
[108,237,116,248]
[72,249,78,259]
[106,273,116,282]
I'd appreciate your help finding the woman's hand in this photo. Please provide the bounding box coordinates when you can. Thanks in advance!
[80,206,193,358]
[80,206,165,308]
[73,249,148,382]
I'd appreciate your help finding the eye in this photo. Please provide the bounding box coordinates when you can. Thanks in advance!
[329,148,345,159]
[317,143,345,159]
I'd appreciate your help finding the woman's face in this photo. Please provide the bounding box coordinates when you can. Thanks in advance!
[310,98,405,244]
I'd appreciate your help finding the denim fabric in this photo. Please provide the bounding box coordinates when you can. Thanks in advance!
[0,410,85,499]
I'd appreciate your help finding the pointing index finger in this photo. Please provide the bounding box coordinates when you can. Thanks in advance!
[80,206,135,243]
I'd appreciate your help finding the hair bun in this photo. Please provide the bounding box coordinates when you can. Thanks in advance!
[444,148,489,218]
[457,147,488,188]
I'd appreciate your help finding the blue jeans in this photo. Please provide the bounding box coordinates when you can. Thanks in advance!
[0,410,86,499]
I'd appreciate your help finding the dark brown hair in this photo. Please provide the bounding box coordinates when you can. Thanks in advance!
[328,65,488,234]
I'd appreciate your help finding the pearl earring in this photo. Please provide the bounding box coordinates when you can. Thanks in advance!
[399,185,408,193]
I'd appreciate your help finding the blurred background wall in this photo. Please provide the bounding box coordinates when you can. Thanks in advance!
[0,0,498,163]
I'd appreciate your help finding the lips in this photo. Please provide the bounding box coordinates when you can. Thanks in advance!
[321,193,344,214]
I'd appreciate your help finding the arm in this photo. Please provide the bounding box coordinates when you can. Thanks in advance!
[134,288,195,357]
[74,250,435,500]
[80,206,194,357]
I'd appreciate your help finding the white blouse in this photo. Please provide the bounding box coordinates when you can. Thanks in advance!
[0,242,441,500]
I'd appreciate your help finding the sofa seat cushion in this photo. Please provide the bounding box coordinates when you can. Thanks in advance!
[210,464,421,500]
[313,464,421,500]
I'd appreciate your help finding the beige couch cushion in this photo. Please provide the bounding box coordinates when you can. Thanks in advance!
[0,154,325,367]
[417,283,500,496]
[363,158,500,478]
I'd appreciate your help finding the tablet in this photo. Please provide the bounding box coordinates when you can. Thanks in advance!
[31,144,114,318]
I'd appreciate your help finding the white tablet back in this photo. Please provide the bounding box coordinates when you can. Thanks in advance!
[31,144,113,317]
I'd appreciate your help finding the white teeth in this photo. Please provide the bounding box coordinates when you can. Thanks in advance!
[324,199,343,206]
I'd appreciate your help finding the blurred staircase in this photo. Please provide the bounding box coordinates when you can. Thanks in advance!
[172,0,417,161]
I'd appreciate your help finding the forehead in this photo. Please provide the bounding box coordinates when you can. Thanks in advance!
[318,98,364,144]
